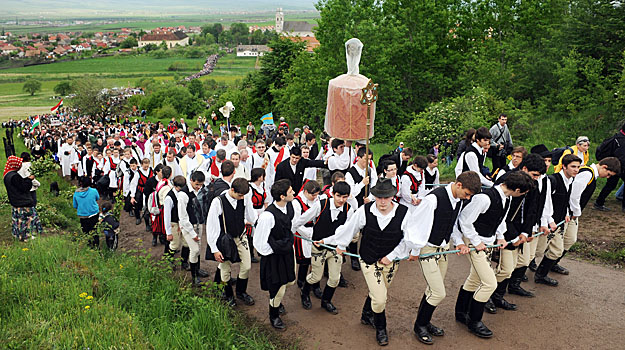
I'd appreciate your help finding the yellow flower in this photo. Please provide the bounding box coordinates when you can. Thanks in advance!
[119,264,124,269]
[1,255,6,258]
[86,296,93,300]
[85,305,90,309]
[22,248,29,251]
[79,292,87,298]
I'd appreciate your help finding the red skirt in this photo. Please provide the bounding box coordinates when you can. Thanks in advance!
[293,236,310,265]
[151,210,165,234]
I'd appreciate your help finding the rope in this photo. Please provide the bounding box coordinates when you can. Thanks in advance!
[293,220,566,262]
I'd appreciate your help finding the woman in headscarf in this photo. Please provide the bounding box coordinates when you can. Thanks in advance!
[3,156,42,242]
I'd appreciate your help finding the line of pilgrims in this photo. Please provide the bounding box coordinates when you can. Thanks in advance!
[53,122,620,347]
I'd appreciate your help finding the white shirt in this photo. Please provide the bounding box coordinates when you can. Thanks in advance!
[254,202,291,256]
[345,163,377,203]
[323,202,412,252]
[389,184,461,259]
[451,185,509,247]
[325,148,351,171]
[424,167,440,195]
[215,141,237,158]
[290,195,319,258]
[455,142,493,187]
[569,164,597,217]
[176,189,197,238]
[205,191,257,253]
[163,158,183,177]
[400,166,426,208]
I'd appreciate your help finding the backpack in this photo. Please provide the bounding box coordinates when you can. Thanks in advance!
[195,178,230,225]
[551,146,574,165]
[595,135,619,160]
[147,181,168,216]
[116,159,129,178]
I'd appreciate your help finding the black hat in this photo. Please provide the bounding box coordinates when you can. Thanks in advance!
[370,178,398,198]
[530,144,553,158]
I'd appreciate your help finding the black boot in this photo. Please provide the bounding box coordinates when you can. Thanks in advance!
[312,281,323,299]
[484,298,497,314]
[190,262,201,286]
[551,250,570,275]
[338,274,348,288]
[197,268,209,278]
[135,217,141,225]
[321,286,338,314]
[223,283,236,307]
[235,278,255,305]
[300,282,312,310]
[361,296,375,328]
[467,299,493,338]
[349,242,360,271]
[159,233,168,245]
[269,306,286,331]
[534,257,559,286]
[180,247,190,271]
[414,295,441,345]
[151,235,157,247]
[214,267,222,284]
[508,267,535,297]
[455,288,473,325]
[248,235,259,263]
[528,258,537,272]
[491,279,517,310]
[373,310,389,346]
[297,263,308,288]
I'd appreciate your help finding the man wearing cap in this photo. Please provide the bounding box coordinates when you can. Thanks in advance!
[316,178,411,346]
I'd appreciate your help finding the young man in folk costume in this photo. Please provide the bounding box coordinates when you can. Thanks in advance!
[107,148,121,202]
[325,138,352,178]
[131,158,153,226]
[455,126,494,187]
[206,177,258,307]
[399,155,428,210]
[453,171,533,339]
[423,154,440,193]
[387,171,481,345]
[294,181,354,314]
[153,166,173,250]
[485,154,545,313]
[380,160,401,202]
[249,167,269,263]
[143,164,164,238]
[345,147,377,272]
[533,154,580,287]
[122,158,139,219]
[551,156,620,275]
[317,178,412,346]
[253,179,298,331]
[291,180,322,295]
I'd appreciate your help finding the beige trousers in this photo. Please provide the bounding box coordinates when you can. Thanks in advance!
[361,259,400,313]
[532,233,547,262]
[168,223,188,251]
[516,240,532,268]
[418,245,450,307]
[495,248,518,282]
[462,238,497,303]
[545,223,568,260]
[563,218,579,251]
[181,227,200,264]
[219,235,251,282]
[307,246,342,288]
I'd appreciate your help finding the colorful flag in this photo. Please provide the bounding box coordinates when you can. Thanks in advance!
[260,112,274,125]
[30,115,40,133]
[51,99,63,111]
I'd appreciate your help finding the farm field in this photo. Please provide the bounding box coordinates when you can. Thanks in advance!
[0,53,257,120]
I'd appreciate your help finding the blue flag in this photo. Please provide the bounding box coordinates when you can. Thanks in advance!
[260,112,274,125]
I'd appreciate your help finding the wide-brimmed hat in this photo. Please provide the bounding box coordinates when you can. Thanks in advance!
[370,178,398,198]
[530,144,553,158]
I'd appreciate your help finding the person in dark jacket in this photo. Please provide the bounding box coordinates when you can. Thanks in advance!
[100,201,120,251]
[73,176,101,248]
[274,146,327,194]
[3,155,41,242]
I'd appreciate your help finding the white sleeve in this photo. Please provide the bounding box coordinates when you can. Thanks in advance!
[417,173,426,199]
[129,172,139,197]
[456,194,491,246]
[495,203,509,240]
[569,172,592,217]
[244,193,258,224]
[345,172,364,199]
[327,151,350,171]
[403,196,437,251]
[205,197,224,253]
[400,175,413,201]
[292,201,320,238]
[163,196,173,237]
[253,212,275,256]
[323,206,366,249]
[465,152,493,187]
[542,179,555,226]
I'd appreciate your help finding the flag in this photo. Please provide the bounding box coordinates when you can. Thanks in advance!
[51,99,63,111]
[30,115,40,133]
[260,112,274,125]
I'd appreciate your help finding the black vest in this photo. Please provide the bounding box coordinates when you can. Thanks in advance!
[219,193,245,237]
[461,146,484,172]
[168,187,198,225]
[359,202,409,264]
[312,199,350,242]
[265,203,295,255]
[348,165,369,207]
[424,168,437,190]
[473,187,510,238]
[428,187,461,246]
[535,176,548,226]
[549,173,572,223]
[578,166,597,211]
[167,189,179,223]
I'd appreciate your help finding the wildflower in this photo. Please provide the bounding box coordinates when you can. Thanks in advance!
[86,295,93,300]
[119,264,124,269]
[22,248,29,251]
[79,292,88,298]
[1,255,6,258]
[85,305,90,309]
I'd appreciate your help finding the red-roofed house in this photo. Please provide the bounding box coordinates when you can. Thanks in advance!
[138,31,189,48]
[288,36,320,53]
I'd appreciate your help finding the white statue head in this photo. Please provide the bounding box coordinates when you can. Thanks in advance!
[219,101,235,119]
[345,38,363,76]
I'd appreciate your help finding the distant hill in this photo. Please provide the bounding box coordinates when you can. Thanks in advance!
[2,0,316,17]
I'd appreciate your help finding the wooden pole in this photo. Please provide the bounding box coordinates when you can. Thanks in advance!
[360,79,378,198]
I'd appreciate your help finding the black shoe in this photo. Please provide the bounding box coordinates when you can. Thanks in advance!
[146,224,152,232]
[224,296,236,307]
[426,323,444,337]
[534,274,559,286]
[551,264,569,275]
[321,300,338,314]
[197,269,209,278]
[492,296,517,310]
[468,321,493,338]
[269,306,286,331]
[522,274,528,282]
[181,261,190,271]
[192,277,202,286]
[534,257,559,286]
[251,255,259,263]
[223,284,236,306]
[151,236,157,246]
[361,297,375,328]
[508,279,535,297]
[236,292,255,306]
[129,210,134,217]
[374,311,389,346]
[351,258,361,271]
[593,203,611,211]
[278,304,286,315]
[300,282,312,310]
[321,286,338,314]
[454,288,473,325]
[414,325,433,345]
[528,259,538,272]
[312,282,323,299]
[135,217,141,225]
[484,298,497,314]
[338,275,348,288]
[468,299,492,338]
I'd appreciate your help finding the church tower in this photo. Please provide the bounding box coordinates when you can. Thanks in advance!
[275,8,284,33]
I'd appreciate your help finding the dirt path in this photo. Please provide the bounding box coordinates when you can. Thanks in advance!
[117,208,625,349]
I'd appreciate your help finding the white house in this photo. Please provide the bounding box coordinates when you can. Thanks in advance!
[236,45,269,57]
[138,31,189,48]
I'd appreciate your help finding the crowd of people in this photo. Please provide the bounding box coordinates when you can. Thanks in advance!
[3,110,625,347]
[184,54,220,81]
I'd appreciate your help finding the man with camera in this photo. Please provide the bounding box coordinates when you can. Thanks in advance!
[489,114,513,173]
